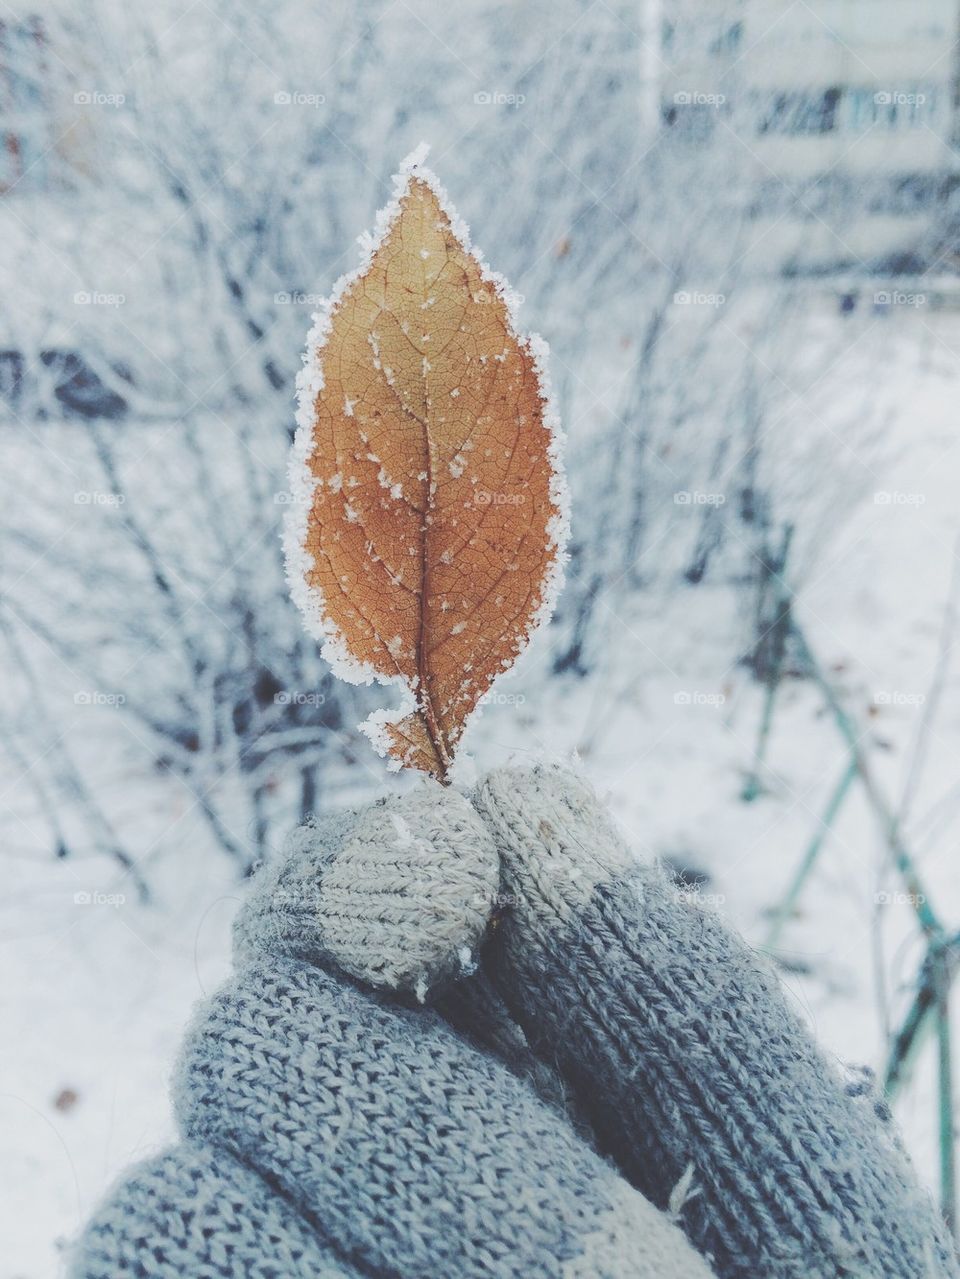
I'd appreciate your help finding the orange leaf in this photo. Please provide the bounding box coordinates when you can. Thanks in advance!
[286,145,568,780]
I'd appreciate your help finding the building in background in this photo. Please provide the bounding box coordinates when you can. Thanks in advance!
[657,0,960,276]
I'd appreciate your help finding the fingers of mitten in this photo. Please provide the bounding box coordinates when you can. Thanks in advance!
[431,968,597,1142]
[174,957,715,1279]
[475,764,637,939]
[234,782,500,1001]
[233,807,357,965]
[68,1143,362,1279]
[476,771,958,1279]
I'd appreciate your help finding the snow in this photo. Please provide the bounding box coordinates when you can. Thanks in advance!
[391,813,414,849]
[3,808,239,1279]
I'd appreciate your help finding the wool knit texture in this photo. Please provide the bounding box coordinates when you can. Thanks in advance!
[69,1143,363,1278]
[234,782,500,1000]
[173,954,712,1279]
[67,765,957,1279]
[70,777,714,1279]
[474,765,959,1279]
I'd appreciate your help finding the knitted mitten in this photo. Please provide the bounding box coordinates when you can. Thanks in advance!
[233,785,500,1000]
[69,1143,363,1278]
[473,765,958,1279]
[230,764,958,1277]
[173,954,713,1279]
[70,781,715,1279]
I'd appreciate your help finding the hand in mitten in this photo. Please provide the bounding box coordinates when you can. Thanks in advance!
[233,763,955,1279]
[69,783,713,1279]
[471,767,957,1279]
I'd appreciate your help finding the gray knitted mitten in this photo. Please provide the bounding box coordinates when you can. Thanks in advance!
[68,765,957,1279]
[474,767,958,1279]
[70,1144,364,1278]
[70,779,714,1279]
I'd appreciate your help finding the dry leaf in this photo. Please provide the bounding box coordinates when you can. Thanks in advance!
[286,144,568,780]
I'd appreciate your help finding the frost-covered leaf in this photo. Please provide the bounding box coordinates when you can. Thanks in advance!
[286,144,568,779]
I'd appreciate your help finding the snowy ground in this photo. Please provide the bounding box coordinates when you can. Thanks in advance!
[5,301,960,1277]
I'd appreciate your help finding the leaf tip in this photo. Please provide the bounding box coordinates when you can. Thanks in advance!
[398,141,432,176]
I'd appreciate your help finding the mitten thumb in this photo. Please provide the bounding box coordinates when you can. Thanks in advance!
[233,782,500,1001]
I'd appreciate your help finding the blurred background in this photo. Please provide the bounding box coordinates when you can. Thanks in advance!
[3,1,960,1272]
